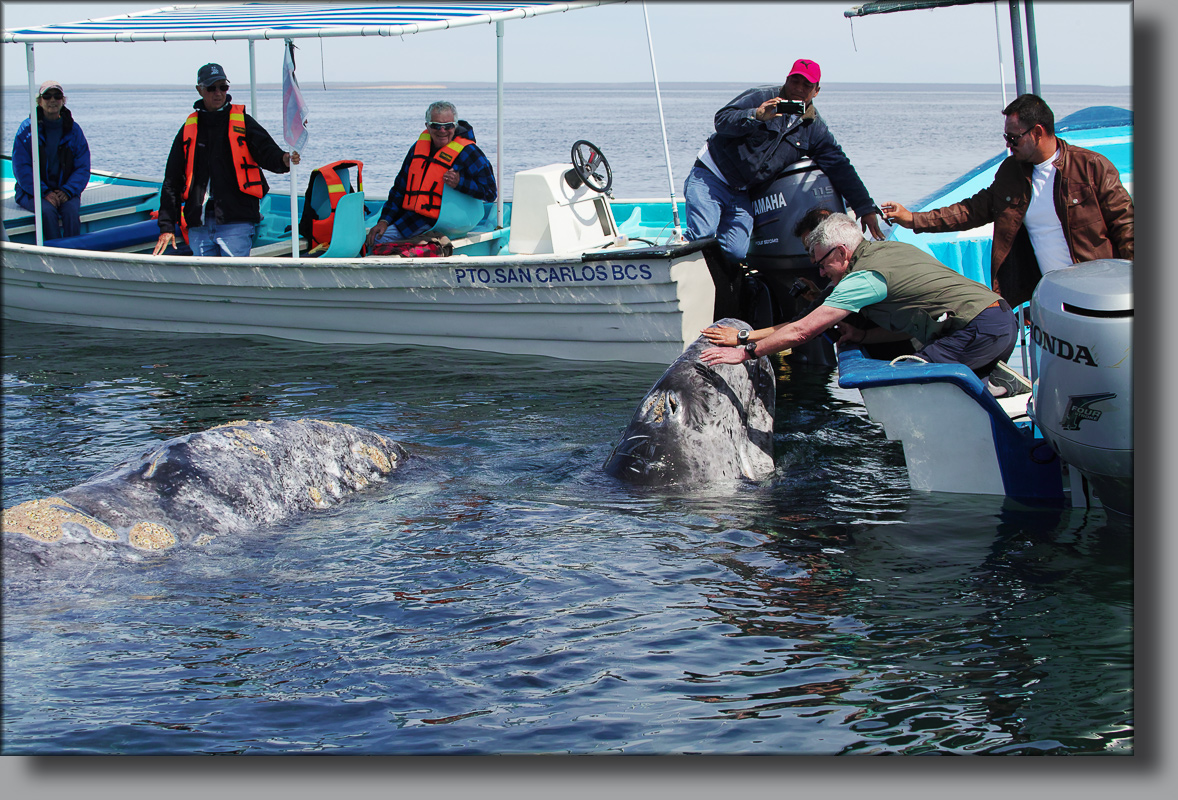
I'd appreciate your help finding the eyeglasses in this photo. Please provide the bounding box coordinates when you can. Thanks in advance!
[204,83,230,93]
[812,244,842,269]
[40,91,63,100]
[1003,126,1035,147]
[427,121,456,131]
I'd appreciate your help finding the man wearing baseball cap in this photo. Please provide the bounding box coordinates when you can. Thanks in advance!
[11,80,91,240]
[154,63,300,257]
[684,58,883,272]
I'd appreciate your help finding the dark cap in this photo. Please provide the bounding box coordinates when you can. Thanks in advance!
[196,63,229,87]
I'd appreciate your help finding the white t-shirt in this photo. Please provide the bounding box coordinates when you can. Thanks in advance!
[1024,150,1074,274]
[696,141,728,184]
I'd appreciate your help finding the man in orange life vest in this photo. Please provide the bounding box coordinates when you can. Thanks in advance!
[154,63,300,257]
[365,101,497,248]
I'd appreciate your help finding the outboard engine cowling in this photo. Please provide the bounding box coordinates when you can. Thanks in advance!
[1028,259,1133,515]
[747,158,845,262]
[746,158,847,366]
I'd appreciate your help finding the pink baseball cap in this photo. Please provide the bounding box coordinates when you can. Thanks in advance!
[38,80,64,96]
[788,59,821,84]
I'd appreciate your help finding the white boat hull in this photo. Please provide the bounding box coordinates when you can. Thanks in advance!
[1,242,717,363]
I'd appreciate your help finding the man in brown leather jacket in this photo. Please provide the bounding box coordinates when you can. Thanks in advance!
[879,94,1133,307]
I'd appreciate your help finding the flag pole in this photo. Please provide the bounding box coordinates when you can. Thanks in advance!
[289,160,299,259]
[282,38,310,259]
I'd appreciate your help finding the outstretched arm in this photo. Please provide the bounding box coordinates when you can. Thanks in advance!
[700,305,849,365]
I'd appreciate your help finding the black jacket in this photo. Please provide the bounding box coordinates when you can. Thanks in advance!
[158,95,289,232]
[706,85,876,218]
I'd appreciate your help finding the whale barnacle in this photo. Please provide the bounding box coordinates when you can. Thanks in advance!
[128,521,177,550]
[3,497,118,543]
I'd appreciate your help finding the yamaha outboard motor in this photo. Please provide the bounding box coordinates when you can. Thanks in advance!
[1028,259,1133,515]
[745,158,846,366]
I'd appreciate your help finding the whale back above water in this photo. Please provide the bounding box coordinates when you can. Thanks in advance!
[2,419,407,566]
[603,319,776,487]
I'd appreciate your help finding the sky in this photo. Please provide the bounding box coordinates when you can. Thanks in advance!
[1,0,1138,88]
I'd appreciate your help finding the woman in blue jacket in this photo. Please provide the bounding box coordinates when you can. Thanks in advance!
[12,80,91,240]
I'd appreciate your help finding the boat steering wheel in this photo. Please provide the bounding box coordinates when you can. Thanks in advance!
[570,140,613,194]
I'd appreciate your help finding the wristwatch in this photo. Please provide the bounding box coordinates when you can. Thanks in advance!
[737,329,750,344]
[744,342,758,360]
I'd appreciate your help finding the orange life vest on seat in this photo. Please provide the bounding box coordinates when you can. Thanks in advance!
[298,160,365,249]
[177,104,265,241]
[401,131,473,221]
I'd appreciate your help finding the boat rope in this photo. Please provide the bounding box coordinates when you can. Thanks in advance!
[889,355,929,366]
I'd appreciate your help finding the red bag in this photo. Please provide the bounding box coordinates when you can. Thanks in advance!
[369,239,452,258]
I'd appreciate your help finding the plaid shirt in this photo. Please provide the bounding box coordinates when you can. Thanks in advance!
[379,121,497,238]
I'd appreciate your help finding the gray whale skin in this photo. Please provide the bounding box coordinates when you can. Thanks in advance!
[603,318,776,487]
[3,418,406,565]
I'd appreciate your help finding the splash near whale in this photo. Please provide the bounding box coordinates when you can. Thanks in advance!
[603,318,776,487]
[2,419,407,567]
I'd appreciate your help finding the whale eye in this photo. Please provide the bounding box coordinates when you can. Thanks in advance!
[667,395,679,415]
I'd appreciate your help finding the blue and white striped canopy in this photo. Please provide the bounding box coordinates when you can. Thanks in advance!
[3,2,614,43]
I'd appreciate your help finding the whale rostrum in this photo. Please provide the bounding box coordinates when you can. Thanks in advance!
[3,418,407,565]
[603,318,776,487]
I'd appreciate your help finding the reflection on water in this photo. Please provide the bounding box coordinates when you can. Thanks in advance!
[2,322,1131,754]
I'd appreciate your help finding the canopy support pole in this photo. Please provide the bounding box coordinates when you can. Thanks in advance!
[641,2,683,243]
[1007,0,1027,97]
[993,2,1008,108]
[285,38,300,260]
[25,43,44,246]
[496,20,505,230]
[1024,0,1041,97]
[248,39,258,116]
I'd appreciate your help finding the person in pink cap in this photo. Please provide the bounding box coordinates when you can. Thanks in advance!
[683,58,883,274]
[11,80,91,240]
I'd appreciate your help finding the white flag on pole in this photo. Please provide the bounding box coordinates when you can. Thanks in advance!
[282,40,309,152]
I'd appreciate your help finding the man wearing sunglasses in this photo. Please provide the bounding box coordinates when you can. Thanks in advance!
[700,212,1019,396]
[11,80,91,240]
[366,101,497,249]
[879,94,1133,308]
[154,63,300,257]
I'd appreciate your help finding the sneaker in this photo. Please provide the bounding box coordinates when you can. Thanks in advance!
[987,362,1031,397]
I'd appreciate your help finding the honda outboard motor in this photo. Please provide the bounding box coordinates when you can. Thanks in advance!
[746,158,846,366]
[1028,259,1133,515]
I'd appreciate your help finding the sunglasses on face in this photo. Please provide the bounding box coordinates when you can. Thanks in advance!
[812,244,842,268]
[205,84,230,93]
[1003,126,1035,147]
[40,91,63,100]
[427,122,456,131]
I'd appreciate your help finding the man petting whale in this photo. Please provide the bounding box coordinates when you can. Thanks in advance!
[699,213,1021,396]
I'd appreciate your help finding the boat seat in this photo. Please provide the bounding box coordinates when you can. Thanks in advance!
[317,191,368,259]
[424,184,494,238]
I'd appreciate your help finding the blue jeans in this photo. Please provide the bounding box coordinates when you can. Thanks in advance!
[187,220,256,257]
[15,192,81,240]
[683,164,753,266]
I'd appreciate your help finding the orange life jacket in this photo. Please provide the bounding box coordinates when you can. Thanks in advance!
[401,131,473,220]
[298,160,365,249]
[178,104,265,241]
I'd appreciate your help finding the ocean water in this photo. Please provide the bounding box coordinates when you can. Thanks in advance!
[2,83,1134,755]
[3,81,1132,205]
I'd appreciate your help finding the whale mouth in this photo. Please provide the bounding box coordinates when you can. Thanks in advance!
[603,435,674,483]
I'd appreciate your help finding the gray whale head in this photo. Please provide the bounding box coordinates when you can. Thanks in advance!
[3,419,407,568]
[603,318,776,487]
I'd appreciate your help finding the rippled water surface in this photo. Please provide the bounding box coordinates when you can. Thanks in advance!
[2,323,1132,754]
